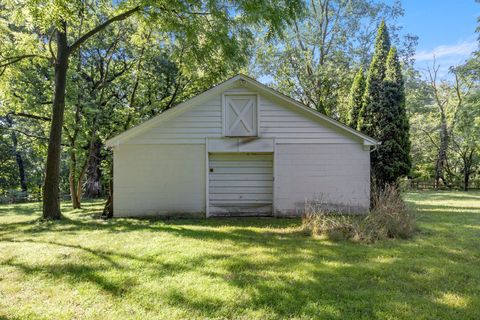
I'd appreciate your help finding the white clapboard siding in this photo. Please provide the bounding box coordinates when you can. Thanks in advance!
[274,143,370,216]
[127,96,222,144]
[126,85,360,145]
[259,96,359,143]
[209,153,273,216]
[114,144,205,217]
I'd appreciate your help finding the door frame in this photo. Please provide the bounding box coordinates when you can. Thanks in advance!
[205,140,275,217]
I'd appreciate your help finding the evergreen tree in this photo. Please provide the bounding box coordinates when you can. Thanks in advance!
[382,46,412,181]
[347,68,365,128]
[357,20,390,136]
[357,20,411,186]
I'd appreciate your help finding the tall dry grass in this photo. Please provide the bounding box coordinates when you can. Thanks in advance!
[302,185,415,243]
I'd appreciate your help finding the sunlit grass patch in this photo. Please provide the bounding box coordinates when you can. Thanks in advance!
[0,191,479,319]
[435,292,470,309]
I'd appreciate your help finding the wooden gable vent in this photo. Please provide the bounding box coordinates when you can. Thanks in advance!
[223,94,258,137]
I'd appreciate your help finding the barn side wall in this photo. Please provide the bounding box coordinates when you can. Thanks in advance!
[113,144,205,217]
[274,143,370,216]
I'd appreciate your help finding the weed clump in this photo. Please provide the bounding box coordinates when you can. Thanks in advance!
[302,185,415,243]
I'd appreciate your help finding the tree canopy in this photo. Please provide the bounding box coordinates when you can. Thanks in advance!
[0,0,479,214]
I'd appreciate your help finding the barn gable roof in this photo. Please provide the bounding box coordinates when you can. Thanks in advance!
[106,74,379,147]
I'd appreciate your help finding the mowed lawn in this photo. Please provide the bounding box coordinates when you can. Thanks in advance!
[0,191,479,319]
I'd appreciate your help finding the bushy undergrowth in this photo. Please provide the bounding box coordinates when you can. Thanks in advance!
[302,185,415,243]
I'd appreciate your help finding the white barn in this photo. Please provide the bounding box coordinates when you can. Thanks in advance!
[106,74,379,217]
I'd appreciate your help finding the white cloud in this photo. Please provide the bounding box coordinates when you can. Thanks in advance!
[414,40,478,80]
[415,40,478,62]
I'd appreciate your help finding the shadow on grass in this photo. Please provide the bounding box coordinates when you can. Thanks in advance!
[405,191,480,202]
[1,257,135,296]
[0,195,479,318]
[0,203,42,216]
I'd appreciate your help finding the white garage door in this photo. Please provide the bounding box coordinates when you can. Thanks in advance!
[209,153,273,216]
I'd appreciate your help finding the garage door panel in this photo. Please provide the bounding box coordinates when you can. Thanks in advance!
[211,167,273,174]
[209,180,273,187]
[209,205,272,215]
[209,153,273,216]
[210,201,272,206]
[210,187,273,194]
[210,154,272,161]
[209,160,272,167]
[209,173,273,181]
[210,193,273,201]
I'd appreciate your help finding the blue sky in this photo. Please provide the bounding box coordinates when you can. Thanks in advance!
[397,0,479,77]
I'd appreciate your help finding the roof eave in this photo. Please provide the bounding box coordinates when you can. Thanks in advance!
[106,73,380,147]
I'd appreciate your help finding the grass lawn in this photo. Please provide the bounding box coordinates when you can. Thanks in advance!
[0,191,479,319]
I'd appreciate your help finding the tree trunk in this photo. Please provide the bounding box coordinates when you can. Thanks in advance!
[463,150,473,191]
[69,150,81,209]
[39,8,139,219]
[13,138,28,194]
[42,25,69,220]
[69,175,81,208]
[85,139,103,198]
[102,155,113,218]
[6,116,27,193]
[435,114,449,189]
[102,176,113,219]
[69,145,92,209]
[464,169,470,191]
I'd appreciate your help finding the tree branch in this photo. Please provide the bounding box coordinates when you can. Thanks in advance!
[48,29,57,62]
[69,6,140,53]
[419,128,440,149]
[0,55,50,68]
[0,127,69,146]
[7,112,51,121]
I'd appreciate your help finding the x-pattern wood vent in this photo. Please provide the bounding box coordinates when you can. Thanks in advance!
[224,95,257,136]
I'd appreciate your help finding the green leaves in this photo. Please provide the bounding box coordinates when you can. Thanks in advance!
[251,0,407,118]
[0,0,304,200]
[358,21,411,185]
[347,68,365,129]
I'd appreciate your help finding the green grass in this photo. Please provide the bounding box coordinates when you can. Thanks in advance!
[0,191,479,319]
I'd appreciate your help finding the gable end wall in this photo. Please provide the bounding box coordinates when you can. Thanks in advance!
[125,88,362,145]
[114,86,370,216]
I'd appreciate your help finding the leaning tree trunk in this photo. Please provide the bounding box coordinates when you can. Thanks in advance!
[42,25,69,220]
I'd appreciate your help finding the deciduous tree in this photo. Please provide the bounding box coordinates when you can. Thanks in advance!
[0,0,303,219]
[252,0,414,118]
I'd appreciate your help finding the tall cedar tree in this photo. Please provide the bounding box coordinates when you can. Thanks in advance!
[357,20,390,136]
[382,47,411,182]
[358,21,411,186]
[347,68,365,128]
